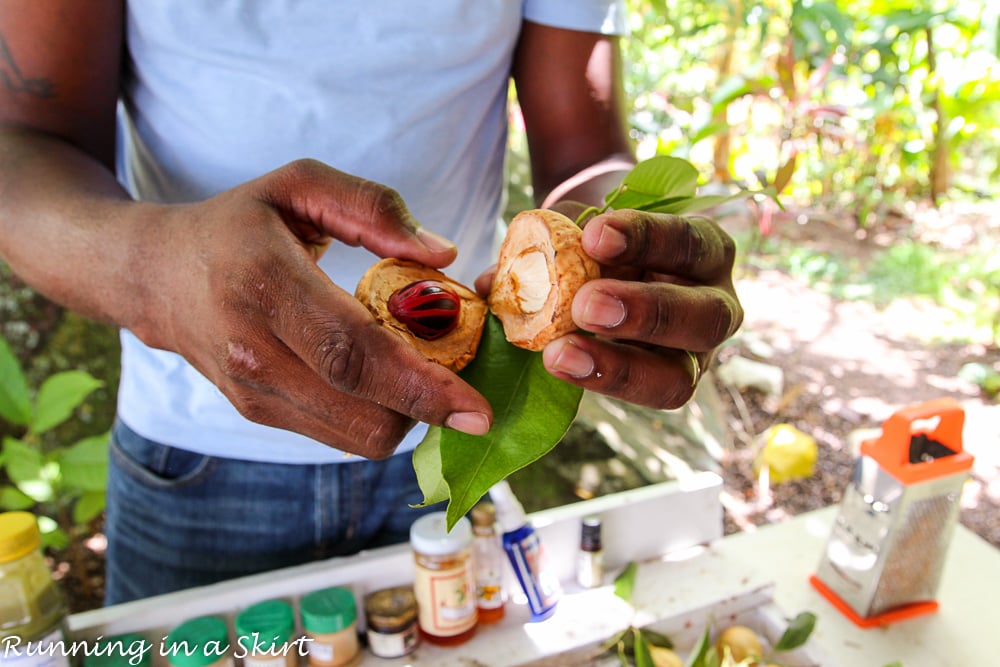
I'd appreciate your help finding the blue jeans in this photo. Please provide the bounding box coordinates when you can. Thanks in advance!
[104,420,435,605]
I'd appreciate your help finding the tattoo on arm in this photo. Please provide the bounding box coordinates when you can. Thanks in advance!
[0,32,55,98]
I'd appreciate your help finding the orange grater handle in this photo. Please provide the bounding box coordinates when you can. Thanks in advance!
[859,397,973,485]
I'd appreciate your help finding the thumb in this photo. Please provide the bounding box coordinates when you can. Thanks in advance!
[257,159,457,268]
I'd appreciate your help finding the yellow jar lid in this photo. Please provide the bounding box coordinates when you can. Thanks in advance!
[0,511,41,563]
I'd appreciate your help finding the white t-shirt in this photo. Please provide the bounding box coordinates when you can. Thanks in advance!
[115,0,627,463]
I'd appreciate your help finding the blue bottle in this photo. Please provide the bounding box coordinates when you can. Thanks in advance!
[488,480,561,621]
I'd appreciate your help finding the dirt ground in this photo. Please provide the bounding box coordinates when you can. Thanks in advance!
[714,201,1000,548]
[48,201,1000,614]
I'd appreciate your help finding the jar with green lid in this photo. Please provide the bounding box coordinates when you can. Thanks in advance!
[0,511,71,667]
[83,633,152,667]
[299,587,359,667]
[234,600,298,667]
[164,616,232,667]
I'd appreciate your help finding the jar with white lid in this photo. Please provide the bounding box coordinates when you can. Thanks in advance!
[409,512,476,645]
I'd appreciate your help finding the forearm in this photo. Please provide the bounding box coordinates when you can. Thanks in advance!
[0,126,158,333]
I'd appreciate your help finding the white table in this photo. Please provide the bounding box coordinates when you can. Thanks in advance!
[69,480,999,667]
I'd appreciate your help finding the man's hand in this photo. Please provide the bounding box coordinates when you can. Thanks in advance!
[133,159,493,457]
[540,208,743,409]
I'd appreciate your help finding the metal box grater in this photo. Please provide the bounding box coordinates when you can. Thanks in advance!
[811,398,974,626]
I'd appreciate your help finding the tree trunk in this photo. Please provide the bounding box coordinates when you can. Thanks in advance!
[712,0,743,182]
[927,25,949,206]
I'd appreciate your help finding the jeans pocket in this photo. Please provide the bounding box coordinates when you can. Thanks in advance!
[110,420,217,489]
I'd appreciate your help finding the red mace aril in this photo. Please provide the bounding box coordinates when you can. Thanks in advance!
[387,280,461,340]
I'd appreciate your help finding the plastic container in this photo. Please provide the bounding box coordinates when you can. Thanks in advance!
[164,616,232,667]
[84,633,153,667]
[490,481,561,621]
[363,586,419,659]
[0,511,71,667]
[409,512,477,645]
[299,587,359,667]
[470,502,505,623]
[235,600,297,667]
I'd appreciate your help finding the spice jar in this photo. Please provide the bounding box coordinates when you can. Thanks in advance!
[0,511,71,667]
[363,586,419,659]
[165,616,233,667]
[235,600,297,667]
[299,587,360,667]
[84,633,153,667]
[410,512,477,645]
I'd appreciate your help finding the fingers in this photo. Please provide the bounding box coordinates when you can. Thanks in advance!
[571,278,742,352]
[542,333,704,410]
[267,267,493,437]
[581,210,737,285]
[217,335,416,459]
[257,159,458,268]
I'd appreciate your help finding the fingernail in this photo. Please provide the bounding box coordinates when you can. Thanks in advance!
[596,224,627,258]
[548,339,595,378]
[581,290,626,328]
[445,411,491,436]
[416,226,456,253]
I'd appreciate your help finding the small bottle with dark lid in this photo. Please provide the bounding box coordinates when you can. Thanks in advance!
[363,586,419,658]
[576,514,604,589]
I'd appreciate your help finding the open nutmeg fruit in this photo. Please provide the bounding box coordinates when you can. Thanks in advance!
[355,258,488,372]
[489,209,600,351]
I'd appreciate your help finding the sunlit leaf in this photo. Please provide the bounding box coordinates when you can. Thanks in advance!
[31,371,103,435]
[412,427,449,507]
[633,628,654,667]
[613,561,638,603]
[606,156,700,210]
[686,625,712,667]
[58,433,110,493]
[435,315,583,529]
[774,611,817,651]
[73,490,106,524]
[0,484,35,510]
[0,337,31,426]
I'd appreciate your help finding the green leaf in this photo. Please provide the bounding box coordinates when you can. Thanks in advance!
[38,520,69,551]
[0,337,32,426]
[436,315,583,529]
[412,427,449,507]
[633,628,653,667]
[613,561,638,603]
[3,437,43,483]
[686,625,712,667]
[31,370,103,434]
[774,611,817,651]
[58,433,110,493]
[606,156,699,210]
[0,484,36,510]
[638,192,757,216]
[73,490,106,524]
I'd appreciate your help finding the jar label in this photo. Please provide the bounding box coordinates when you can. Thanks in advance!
[0,628,71,667]
[305,641,334,663]
[243,655,288,667]
[365,626,418,659]
[413,563,476,636]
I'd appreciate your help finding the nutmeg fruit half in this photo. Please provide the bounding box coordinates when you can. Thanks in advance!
[489,209,601,351]
[356,258,487,372]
